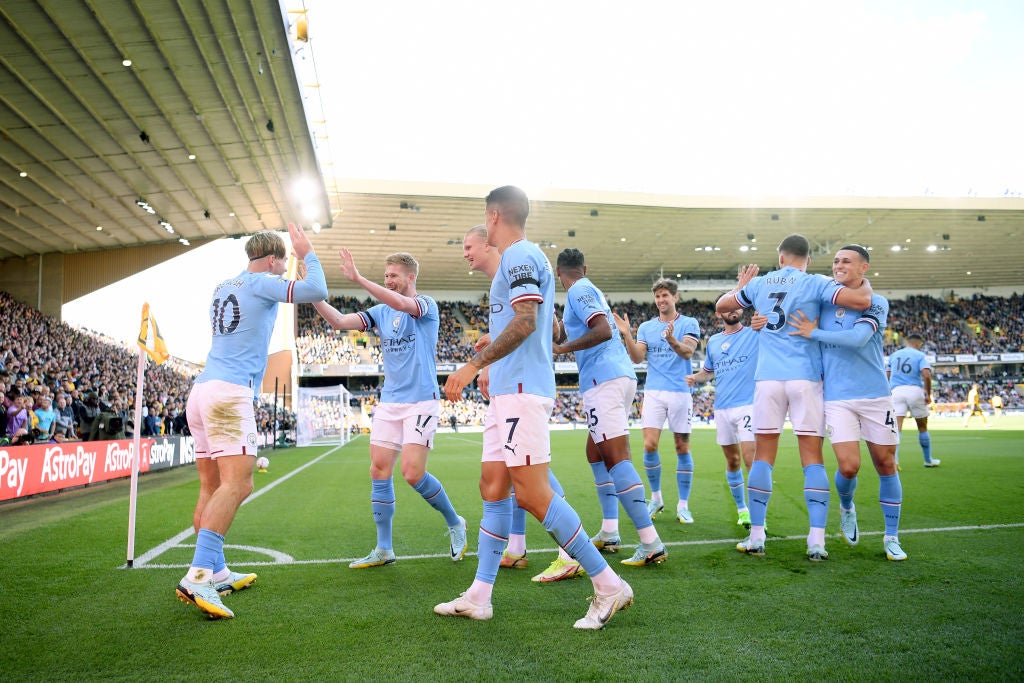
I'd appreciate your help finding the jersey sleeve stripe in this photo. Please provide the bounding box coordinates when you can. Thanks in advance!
[584,311,605,326]
[510,293,543,306]
[409,295,427,319]
[857,314,880,332]
[286,280,295,303]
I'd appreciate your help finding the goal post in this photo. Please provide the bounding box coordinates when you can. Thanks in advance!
[296,384,353,447]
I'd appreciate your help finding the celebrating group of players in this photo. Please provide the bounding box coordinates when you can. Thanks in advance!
[176,186,936,629]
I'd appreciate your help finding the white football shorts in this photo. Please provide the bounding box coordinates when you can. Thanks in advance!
[640,389,693,434]
[891,385,929,419]
[481,393,553,466]
[186,379,258,459]
[369,399,439,451]
[825,397,900,445]
[714,404,755,446]
[581,376,636,444]
[753,379,825,436]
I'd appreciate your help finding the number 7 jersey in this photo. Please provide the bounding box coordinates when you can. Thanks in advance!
[736,266,845,382]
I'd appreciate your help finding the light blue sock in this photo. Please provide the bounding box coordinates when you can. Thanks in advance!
[879,474,903,537]
[590,461,619,521]
[643,450,662,493]
[804,464,830,530]
[919,432,933,463]
[609,461,653,532]
[413,472,459,527]
[748,461,773,526]
[548,469,565,498]
[541,495,608,577]
[509,487,527,536]
[192,529,224,571]
[676,452,694,501]
[834,471,858,510]
[214,548,227,575]
[475,497,513,585]
[371,478,395,550]
[726,469,746,510]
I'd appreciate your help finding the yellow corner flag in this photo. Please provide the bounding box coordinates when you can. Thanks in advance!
[137,302,170,365]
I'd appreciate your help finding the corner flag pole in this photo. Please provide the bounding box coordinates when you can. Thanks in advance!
[127,303,170,568]
[126,342,146,568]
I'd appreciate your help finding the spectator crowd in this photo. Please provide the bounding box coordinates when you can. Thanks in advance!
[3,288,1022,447]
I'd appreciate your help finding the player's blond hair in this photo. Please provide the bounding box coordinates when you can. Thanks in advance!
[385,252,419,276]
[245,231,286,260]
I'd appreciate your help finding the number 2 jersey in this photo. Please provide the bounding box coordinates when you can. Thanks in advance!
[196,254,328,389]
[736,266,845,382]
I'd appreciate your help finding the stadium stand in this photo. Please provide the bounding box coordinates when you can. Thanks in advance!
[1,288,1021,448]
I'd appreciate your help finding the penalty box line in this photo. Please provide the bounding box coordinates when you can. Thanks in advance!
[125,444,344,569]
[131,521,1024,569]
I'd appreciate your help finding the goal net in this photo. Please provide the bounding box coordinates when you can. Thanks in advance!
[296,384,354,447]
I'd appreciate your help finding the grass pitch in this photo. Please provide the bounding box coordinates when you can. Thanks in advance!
[1,418,1022,681]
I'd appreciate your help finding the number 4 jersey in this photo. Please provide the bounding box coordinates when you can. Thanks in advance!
[736,266,845,382]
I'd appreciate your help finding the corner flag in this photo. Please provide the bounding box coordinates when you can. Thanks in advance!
[137,302,169,365]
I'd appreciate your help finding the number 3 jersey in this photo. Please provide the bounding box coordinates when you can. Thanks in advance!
[736,266,845,382]
[196,254,327,389]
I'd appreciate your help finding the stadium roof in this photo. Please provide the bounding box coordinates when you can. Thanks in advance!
[328,181,1024,293]
[1,2,1022,297]
[0,1,327,259]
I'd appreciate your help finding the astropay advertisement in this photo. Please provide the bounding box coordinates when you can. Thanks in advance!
[0,436,195,502]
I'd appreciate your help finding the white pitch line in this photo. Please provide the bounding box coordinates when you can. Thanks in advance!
[128,521,1024,569]
[125,445,343,568]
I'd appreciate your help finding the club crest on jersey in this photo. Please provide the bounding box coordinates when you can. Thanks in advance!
[392,315,402,329]
[835,308,846,319]
[722,341,731,352]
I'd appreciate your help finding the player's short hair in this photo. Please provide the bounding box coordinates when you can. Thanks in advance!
[485,185,530,227]
[840,244,871,262]
[778,234,810,258]
[906,333,924,342]
[464,224,487,241]
[245,231,286,261]
[652,278,678,295]
[385,252,419,276]
[556,248,586,270]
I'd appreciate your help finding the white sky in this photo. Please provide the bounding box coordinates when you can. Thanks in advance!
[63,0,1024,362]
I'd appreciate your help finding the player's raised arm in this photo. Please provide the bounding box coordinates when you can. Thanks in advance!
[312,300,365,331]
[613,311,646,363]
[338,247,422,317]
[716,264,758,313]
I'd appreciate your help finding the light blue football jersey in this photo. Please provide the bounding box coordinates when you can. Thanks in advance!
[488,240,556,398]
[887,346,931,388]
[563,277,636,389]
[636,314,700,393]
[197,254,328,389]
[702,325,758,409]
[736,268,844,381]
[359,295,439,403]
[814,294,891,401]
